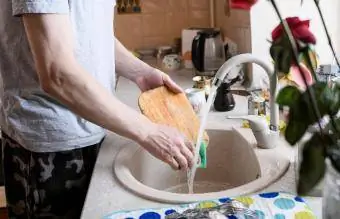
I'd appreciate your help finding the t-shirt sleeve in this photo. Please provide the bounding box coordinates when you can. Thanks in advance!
[12,0,69,16]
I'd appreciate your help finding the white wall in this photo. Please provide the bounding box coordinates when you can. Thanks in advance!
[250,0,340,77]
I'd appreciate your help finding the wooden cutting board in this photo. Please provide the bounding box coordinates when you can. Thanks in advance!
[138,86,209,144]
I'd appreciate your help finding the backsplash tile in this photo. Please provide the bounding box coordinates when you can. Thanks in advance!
[141,0,168,13]
[167,0,188,12]
[114,14,143,49]
[115,0,251,53]
[142,14,166,37]
[143,36,172,48]
[189,10,210,28]
[165,12,188,36]
[189,0,209,10]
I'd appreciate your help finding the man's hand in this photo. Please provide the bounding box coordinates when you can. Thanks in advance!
[139,124,194,170]
[135,68,183,93]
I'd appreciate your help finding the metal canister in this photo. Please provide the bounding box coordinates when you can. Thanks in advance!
[248,95,266,116]
[192,76,212,99]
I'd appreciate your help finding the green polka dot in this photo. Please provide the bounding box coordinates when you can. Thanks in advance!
[196,201,218,209]
[235,196,254,206]
[294,211,315,219]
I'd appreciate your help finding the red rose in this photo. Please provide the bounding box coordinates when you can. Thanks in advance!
[230,0,258,10]
[272,17,316,45]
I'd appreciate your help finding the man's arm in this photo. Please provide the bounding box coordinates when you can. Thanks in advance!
[23,14,193,170]
[114,38,152,83]
[114,38,183,93]
[23,14,152,143]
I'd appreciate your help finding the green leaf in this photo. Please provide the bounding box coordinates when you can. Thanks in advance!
[276,86,301,107]
[329,85,340,115]
[298,133,326,195]
[284,105,309,145]
[308,82,340,116]
[324,117,340,135]
[270,36,294,74]
[328,147,340,173]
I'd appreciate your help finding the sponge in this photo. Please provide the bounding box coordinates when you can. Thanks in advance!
[198,141,207,168]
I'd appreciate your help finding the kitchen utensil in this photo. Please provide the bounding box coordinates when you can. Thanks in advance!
[162,54,181,71]
[184,88,206,115]
[166,199,258,219]
[138,86,209,151]
[191,29,225,75]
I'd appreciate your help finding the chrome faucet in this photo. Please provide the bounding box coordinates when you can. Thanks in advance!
[212,53,280,149]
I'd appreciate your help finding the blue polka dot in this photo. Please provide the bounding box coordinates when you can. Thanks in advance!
[165,209,176,215]
[274,198,296,210]
[219,197,231,203]
[139,212,161,219]
[274,214,286,219]
[256,210,265,219]
[295,196,304,202]
[245,210,265,219]
[259,192,279,198]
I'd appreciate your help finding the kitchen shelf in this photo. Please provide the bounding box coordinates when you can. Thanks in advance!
[117,0,141,14]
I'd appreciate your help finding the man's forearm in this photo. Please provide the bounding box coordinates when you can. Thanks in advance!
[45,59,152,142]
[23,14,153,143]
[115,38,154,82]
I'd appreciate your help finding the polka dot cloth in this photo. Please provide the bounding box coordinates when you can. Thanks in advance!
[103,192,317,219]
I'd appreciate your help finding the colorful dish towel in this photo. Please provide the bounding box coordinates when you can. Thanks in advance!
[103,192,317,219]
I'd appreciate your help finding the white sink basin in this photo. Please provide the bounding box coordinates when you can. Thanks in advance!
[114,127,291,203]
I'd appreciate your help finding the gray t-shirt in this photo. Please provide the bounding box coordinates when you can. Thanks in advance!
[0,0,116,152]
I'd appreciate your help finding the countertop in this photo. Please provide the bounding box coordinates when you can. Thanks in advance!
[81,65,322,218]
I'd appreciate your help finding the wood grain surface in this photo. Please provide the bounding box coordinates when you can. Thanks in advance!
[138,86,209,144]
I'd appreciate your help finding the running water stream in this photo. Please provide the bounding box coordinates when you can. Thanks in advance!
[187,85,218,194]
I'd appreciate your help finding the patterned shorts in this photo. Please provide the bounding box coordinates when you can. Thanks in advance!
[2,133,103,219]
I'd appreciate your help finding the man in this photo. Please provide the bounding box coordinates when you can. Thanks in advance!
[0,0,194,218]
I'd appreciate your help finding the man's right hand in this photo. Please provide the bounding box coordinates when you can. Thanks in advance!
[138,124,195,170]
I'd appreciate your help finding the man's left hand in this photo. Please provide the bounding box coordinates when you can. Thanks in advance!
[135,68,183,93]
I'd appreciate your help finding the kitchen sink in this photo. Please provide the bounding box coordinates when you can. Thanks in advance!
[113,126,291,203]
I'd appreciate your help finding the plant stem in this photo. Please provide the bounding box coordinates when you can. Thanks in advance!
[311,0,340,135]
[304,50,340,136]
[269,0,324,134]
[312,0,340,68]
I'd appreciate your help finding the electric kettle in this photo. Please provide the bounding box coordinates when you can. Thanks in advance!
[191,29,226,74]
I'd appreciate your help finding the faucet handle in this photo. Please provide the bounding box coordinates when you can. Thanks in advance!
[227,115,268,132]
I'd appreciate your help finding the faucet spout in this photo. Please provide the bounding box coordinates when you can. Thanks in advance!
[213,53,280,144]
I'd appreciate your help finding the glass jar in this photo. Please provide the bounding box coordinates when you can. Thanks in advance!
[323,158,340,219]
